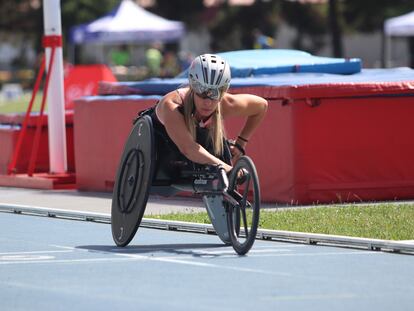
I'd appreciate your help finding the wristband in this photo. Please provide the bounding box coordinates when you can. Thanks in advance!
[229,140,246,155]
[237,135,249,143]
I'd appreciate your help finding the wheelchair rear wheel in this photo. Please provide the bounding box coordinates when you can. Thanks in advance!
[226,156,260,255]
[111,115,155,247]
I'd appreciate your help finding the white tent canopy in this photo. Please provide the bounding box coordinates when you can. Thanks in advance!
[69,0,185,44]
[384,10,414,36]
[383,10,414,67]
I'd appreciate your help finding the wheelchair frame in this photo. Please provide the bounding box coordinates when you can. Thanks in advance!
[111,115,261,255]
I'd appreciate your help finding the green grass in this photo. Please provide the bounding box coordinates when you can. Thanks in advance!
[148,203,414,241]
[0,92,44,114]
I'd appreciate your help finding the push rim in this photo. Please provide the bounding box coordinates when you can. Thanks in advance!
[226,156,260,255]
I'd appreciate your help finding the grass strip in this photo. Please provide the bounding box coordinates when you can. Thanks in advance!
[0,93,44,114]
[148,203,414,241]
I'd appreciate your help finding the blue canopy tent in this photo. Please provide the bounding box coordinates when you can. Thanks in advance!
[68,0,185,63]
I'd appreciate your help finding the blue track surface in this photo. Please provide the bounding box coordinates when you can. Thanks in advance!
[1,212,414,310]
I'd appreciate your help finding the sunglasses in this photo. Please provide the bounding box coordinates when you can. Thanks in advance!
[195,88,222,101]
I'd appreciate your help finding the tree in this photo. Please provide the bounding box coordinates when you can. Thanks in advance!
[343,0,414,32]
[149,0,205,28]
[208,1,280,51]
[343,0,414,66]
[328,0,343,57]
[0,0,42,33]
[281,1,328,54]
[0,0,120,55]
[61,0,119,41]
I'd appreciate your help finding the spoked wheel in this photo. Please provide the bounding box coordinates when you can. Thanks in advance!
[226,156,260,255]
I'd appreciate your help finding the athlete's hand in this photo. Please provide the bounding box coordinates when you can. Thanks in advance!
[223,163,233,173]
[230,145,242,163]
[229,138,246,163]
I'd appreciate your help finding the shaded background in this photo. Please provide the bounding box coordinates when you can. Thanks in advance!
[0,0,414,86]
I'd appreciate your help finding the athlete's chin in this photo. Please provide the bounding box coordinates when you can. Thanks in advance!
[199,109,213,116]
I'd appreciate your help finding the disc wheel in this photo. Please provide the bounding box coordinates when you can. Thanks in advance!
[226,156,260,255]
[111,115,154,247]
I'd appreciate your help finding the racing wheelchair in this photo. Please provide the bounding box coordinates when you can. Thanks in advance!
[111,115,261,255]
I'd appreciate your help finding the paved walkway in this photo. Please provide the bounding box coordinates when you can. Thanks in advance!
[1,185,414,216]
[0,186,205,215]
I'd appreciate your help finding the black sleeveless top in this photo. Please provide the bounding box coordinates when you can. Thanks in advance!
[138,104,231,182]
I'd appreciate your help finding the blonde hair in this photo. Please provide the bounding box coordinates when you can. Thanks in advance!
[182,89,225,156]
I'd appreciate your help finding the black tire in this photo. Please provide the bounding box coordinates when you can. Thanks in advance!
[226,156,260,255]
[111,115,155,247]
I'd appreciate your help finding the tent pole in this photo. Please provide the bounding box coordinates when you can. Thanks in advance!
[68,43,75,65]
[101,43,106,64]
[384,35,392,68]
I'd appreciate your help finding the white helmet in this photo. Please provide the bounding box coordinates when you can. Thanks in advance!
[188,54,231,100]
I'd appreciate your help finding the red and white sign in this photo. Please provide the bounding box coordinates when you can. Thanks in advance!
[64,64,117,109]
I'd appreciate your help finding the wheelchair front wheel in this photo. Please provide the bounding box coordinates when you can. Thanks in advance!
[226,156,260,255]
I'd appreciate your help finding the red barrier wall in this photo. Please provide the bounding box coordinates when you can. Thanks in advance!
[0,112,75,175]
[74,84,414,204]
[73,98,157,191]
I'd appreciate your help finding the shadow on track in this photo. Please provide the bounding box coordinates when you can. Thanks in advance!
[76,243,230,258]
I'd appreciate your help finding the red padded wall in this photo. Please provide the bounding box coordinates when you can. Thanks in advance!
[73,83,414,204]
[290,96,414,203]
[73,98,157,191]
[0,112,75,175]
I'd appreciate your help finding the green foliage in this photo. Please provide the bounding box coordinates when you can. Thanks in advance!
[0,0,42,32]
[343,0,414,32]
[61,0,119,41]
[209,1,280,51]
[280,1,328,53]
[61,0,119,28]
[1,0,414,60]
[150,0,205,27]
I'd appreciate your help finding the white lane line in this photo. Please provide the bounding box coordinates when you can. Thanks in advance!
[0,250,72,256]
[253,244,306,248]
[117,253,292,276]
[49,243,381,259]
[0,245,291,276]
[0,254,288,277]
[100,248,293,257]
[0,255,56,261]
[0,250,72,262]
[52,243,293,256]
[0,241,379,276]
[155,257,291,276]
[0,257,139,265]
[111,249,381,263]
[50,245,79,250]
[236,250,381,257]
[195,248,293,255]
[266,293,357,301]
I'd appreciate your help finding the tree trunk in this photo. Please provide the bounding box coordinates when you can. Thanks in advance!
[329,0,343,58]
[409,37,414,68]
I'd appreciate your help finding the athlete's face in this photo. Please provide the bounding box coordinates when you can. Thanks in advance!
[194,92,220,118]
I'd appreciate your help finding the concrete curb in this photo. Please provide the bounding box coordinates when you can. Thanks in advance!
[1,203,413,255]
